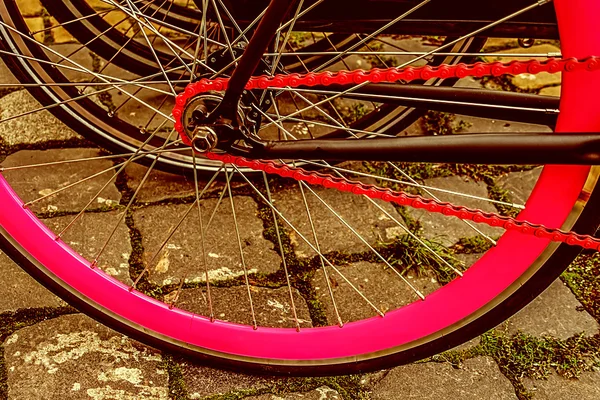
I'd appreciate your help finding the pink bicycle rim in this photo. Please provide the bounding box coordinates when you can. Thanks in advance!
[0,0,598,362]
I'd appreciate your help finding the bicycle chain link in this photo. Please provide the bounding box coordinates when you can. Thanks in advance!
[173,57,600,251]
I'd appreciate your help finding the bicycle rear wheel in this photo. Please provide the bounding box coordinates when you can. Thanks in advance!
[0,0,599,374]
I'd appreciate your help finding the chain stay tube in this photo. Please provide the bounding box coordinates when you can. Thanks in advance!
[173,57,600,251]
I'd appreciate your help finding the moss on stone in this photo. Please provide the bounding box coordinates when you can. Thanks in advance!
[159,355,188,400]
[481,331,600,380]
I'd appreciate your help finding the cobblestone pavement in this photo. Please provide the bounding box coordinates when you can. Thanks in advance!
[1,7,600,399]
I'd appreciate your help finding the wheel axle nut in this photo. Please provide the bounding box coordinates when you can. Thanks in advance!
[191,126,218,153]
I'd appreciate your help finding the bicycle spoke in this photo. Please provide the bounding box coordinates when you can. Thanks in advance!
[225,167,258,329]
[262,172,302,332]
[231,165,386,317]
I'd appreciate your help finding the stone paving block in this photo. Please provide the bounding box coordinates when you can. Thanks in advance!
[460,115,552,134]
[46,44,95,82]
[246,386,341,399]
[483,38,519,51]
[3,314,168,400]
[523,371,600,400]
[272,185,405,257]
[370,357,517,399]
[485,44,562,90]
[1,148,121,214]
[168,286,312,328]
[504,279,598,339]
[23,17,44,42]
[125,163,249,205]
[312,261,439,324]
[125,162,238,204]
[111,86,175,132]
[0,90,83,147]
[42,211,133,284]
[407,175,504,246]
[496,167,543,206]
[133,198,281,286]
[539,86,561,97]
[50,17,77,45]
[0,251,65,313]
[16,0,43,17]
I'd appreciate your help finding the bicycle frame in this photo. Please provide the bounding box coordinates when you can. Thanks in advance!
[188,0,600,165]
[215,0,559,38]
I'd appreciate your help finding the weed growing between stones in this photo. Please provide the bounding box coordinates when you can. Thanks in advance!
[41,9,55,46]
[90,53,117,114]
[210,374,369,400]
[561,252,600,322]
[422,111,471,136]
[362,160,536,191]
[488,184,521,217]
[452,235,496,254]
[270,375,369,400]
[0,347,6,400]
[479,74,537,94]
[377,235,462,284]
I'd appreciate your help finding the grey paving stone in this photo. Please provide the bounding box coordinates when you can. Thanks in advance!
[46,44,96,83]
[312,261,439,324]
[125,162,194,203]
[456,253,484,269]
[272,186,404,257]
[539,86,561,97]
[523,371,600,400]
[246,386,341,399]
[370,357,517,400]
[504,279,599,340]
[0,90,82,147]
[3,314,168,400]
[111,87,174,132]
[496,167,543,206]
[407,175,504,246]
[1,148,121,214]
[0,251,65,312]
[42,212,133,285]
[168,286,312,328]
[483,38,520,50]
[133,198,281,286]
[125,162,243,204]
[485,44,562,90]
[460,115,552,134]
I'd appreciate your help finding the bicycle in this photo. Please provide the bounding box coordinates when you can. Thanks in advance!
[0,0,599,375]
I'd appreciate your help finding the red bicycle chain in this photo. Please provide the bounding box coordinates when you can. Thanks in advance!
[173,57,600,251]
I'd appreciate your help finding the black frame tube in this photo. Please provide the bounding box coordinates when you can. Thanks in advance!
[252,133,600,165]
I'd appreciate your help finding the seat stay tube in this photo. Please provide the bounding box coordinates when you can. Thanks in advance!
[209,0,300,124]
